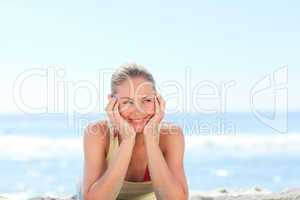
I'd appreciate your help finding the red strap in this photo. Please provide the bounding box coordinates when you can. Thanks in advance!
[143,165,151,181]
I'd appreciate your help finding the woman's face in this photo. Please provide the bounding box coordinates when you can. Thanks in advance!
[112,77,156,133]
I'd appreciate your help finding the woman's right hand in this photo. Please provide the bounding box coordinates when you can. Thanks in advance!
[105,95,136,142]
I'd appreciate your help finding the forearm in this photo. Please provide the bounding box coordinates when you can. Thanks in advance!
[145,137,185,200]
[86,139,134,200]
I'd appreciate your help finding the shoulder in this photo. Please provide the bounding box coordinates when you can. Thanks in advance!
[84,120,109,137]
[159,122,185,153]
[160,121,184,138]
[83,120,110,154]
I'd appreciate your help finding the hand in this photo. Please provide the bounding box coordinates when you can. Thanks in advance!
[143,93,165,143]
[105,95,136,142]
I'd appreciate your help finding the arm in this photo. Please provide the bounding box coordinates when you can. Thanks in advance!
[82,123,135,200]
[83,96,137,200]
[144,127,189,200]
[143,93,189,199]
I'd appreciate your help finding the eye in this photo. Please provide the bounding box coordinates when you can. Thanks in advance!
[143,98,153,103]
[123,100,134,105]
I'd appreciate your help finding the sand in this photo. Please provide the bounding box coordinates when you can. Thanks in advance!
[1,187,300,200]
[189,187,300,200]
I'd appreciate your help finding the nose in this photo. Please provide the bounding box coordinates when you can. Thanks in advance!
[130,101,147,115]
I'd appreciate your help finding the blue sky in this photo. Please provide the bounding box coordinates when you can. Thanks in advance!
[0,0,299,113]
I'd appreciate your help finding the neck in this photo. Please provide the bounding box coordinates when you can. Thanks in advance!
[134,133,145,146]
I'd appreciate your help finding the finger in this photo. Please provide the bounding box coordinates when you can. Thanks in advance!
[154,96,160,116]
[105,96,117,113]
[156,93,165,112]
[156,93,161,104]
[113,101,122,121]
[153,95,164,123]
[106,97,118,119]
[106,98,118,126]
[113,102,134,137]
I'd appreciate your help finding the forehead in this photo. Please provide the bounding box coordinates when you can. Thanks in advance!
[116,77,155,98]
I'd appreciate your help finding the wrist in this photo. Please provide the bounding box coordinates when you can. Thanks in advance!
[144,133,159,146]
[120,136,136,146]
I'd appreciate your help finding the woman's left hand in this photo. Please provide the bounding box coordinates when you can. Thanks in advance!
[143,93,165,144]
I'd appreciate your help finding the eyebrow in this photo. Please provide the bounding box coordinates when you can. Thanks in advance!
[119,95,154,100]
[119,97,133,100]
[142,95,154,99]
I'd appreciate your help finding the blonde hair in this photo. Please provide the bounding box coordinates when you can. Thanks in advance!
[111,63,156,94]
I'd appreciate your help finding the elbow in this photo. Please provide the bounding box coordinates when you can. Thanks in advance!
[173,188,189,200]
[182,188,189,200]
[83,191,114,200]
[83,192,92,200]
[175,192,188,200]
[162,183,188,200]
[182,192,189,200]
[83,191,99,200]
[82,194,88,200]
[167,193,187,200]
[162,190,187,200]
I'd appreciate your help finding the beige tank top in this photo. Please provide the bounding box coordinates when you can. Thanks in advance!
[105,122,158,200]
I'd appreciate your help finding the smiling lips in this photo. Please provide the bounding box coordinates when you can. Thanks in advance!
[129,117,148,123]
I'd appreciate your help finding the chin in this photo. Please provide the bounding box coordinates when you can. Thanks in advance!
[131,119,150,133]
[127,116,151,133]
[132,123,145,133]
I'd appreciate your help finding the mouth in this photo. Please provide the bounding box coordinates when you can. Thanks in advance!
[128,117,149,123]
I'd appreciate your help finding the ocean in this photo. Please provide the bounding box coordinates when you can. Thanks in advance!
[0,112,299,198]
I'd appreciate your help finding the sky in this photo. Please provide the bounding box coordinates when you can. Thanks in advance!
[0,0,299,113]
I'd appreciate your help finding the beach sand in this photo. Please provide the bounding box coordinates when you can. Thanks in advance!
[189,187,300,200]
[1,187,300,200]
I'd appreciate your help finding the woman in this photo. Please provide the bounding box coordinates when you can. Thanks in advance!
[82,63,188,200]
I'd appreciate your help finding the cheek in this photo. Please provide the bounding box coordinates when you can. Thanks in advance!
[144,103,155,115]
[119,106,131,118]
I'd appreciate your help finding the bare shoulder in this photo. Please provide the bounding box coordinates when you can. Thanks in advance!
[160,121,184,138]
[159,122,185,153]
[84,120,110,155]
[84,120,108,136]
